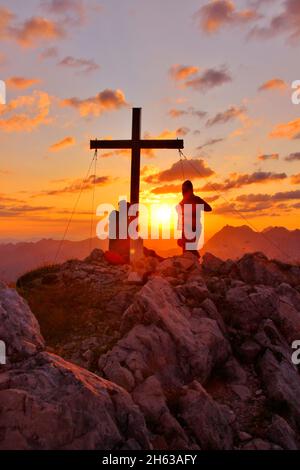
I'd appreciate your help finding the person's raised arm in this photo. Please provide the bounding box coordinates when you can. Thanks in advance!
[199,197,212,212]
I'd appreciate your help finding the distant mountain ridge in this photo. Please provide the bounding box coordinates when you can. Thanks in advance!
[0,238,108,283]
[0,225,299,283]
[202,225,300,263]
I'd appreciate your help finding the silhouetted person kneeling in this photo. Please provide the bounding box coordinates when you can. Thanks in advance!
[177,180,212,258]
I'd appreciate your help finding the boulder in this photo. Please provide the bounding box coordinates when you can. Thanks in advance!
[0,284,150,450]
[98,277,232,449]
[225,284,276,333]
[100,277,231,387]
[84,248,104,264]
[0,283,44,363]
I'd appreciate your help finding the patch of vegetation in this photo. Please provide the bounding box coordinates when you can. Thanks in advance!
[16,264,60,289]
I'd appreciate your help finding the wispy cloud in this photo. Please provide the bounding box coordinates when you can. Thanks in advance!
[0,203,53,218]
[197,138,225,150]
[41,0,88,26]
[206,105,246,127]
[151,183,182,195]
[37,174,112,196]
[7,76,41,90]
[258,78,287,92]
[284,152,300,161]
[199,171,287,192]
[39,46,59,59]
[168,107,207,119]
[144,128,190,139]
[49,136,75,152]
[257,153,279,161]
[58,56,99,74]
[236,189,300,202]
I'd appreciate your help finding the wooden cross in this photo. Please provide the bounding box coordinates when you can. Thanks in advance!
[90,107,184,205]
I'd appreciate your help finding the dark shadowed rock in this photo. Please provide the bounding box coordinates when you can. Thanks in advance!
[259,350,300,429]
[242,438,282,450]
[179,380,233,450]
[237,252,300,287]
[265,415,298,450]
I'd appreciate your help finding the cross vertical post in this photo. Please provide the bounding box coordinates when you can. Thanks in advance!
[130,108,141,206]
[90,107,184,262]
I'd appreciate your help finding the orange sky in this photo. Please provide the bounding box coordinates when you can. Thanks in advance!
[0,0,300,243]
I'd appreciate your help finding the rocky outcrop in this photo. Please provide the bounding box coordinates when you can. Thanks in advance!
[6,249,300,450]
[0,283,150,450]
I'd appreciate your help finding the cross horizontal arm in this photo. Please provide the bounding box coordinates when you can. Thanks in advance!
[90,139,184,150]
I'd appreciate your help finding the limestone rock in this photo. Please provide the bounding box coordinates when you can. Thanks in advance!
[0,283,44,363]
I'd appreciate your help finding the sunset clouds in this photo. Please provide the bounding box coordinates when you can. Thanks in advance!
[270,118,300,139]
[169,65,199,81]
[0,8,61,47]
[0,91,51,132]
[145,159,214,184]
[10,16,64,47]
[196,0,300,45]
[258,78,287,92]
[249,0,300,43]
[169,63,232,93]
[185,67,232,93]
[195,0,257,34]
[61,89,128,117]
[0,0,93,49]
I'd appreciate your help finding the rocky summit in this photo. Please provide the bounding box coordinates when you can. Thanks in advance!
[1,249,300,450]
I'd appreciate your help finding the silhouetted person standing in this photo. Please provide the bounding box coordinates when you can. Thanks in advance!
[177,180,212,258]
